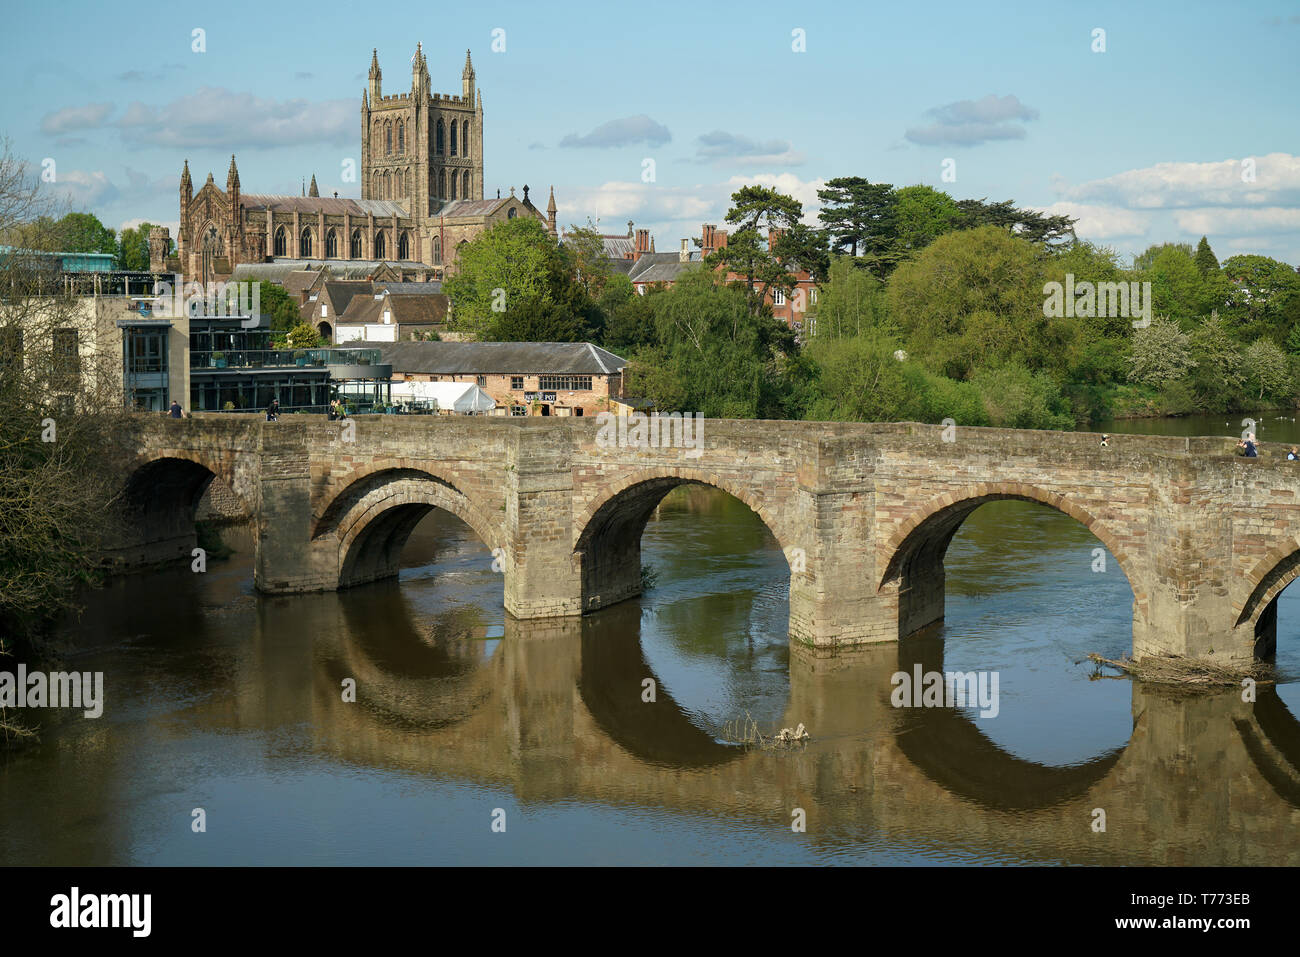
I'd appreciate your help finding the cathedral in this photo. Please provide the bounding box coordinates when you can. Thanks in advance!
[164,45,557,283]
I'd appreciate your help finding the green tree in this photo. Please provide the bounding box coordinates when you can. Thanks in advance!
[286,322,322,348]
[815,176,898,274]
[116,221,168,271]
[706,184,805,317]
[52,211,116,254]
[810,254,889,339]
[1194,236,1219,275]
[562,220,613,299]
[444,216,566,336]
[1127,316,1196,386]
[1188,311,1246,408]
[1243,338,1292,401]
[886,226,1069,380]
[891,185,960,257]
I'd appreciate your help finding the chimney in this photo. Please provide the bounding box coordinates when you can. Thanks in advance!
[634,228,650,261]
[679,238,689,263]
[702,223,716,254]
[768,227,781,250]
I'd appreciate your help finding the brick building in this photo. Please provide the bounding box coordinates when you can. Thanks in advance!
[339,340,626,416]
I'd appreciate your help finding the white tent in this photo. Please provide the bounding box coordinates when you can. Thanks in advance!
[391,380,497,414]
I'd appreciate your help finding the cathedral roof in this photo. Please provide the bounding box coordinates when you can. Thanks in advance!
[238,194,409,218]
[433,198,509,218]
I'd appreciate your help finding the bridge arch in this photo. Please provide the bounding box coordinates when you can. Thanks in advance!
[114,451,251,565]
[1233,539,1300,654]
[880,482,1143,641]
[317,467,503,589]
[573,467,798,613]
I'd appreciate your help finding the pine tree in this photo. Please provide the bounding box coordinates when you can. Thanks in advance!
[1194,235,1219,275]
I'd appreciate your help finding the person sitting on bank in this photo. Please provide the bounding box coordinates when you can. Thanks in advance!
[1288,446,1299,461]
[327,398,339,421]
[265,398,280,422]
[1099,434,1110,448]
[1242,435,1258,457]
[169,400,182,419]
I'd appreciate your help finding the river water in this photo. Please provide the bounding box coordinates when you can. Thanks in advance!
[3,444,1300,865]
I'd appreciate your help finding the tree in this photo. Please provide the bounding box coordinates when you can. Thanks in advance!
[1127,316,1196,386]
[815,176,897,274]
[443,216,567,336]
[954,198,1076,247]
[1194,236,1219,276]
[809,254,889,339]
[0,140,132,657]
[1243,338,1292,400]
[51,212,116,254]
[562,221,613,299]
[705,184,805,317]
[117,221,169,271]
[286,322,322,348]
[886,226,1070,380]
[1188,311,1246,407]
[892,185,960,257]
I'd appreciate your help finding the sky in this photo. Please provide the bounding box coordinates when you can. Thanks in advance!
[1,0,1297,264]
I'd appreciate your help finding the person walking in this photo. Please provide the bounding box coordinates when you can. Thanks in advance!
[265,398,280,422]
[169,399,182,419]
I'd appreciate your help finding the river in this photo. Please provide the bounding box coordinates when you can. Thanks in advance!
[2,463,1300,865]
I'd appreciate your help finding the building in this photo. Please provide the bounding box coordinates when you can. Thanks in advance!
[339,340,627,416]
[159,45,559,284]
[600,222,820,333]
[333,285,449,343]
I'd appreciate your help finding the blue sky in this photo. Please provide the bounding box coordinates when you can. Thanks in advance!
[2,0,1297,263]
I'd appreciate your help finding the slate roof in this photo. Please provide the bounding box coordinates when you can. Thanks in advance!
[628,252,697,284]
[376,281,443,295]
[337,340,627,375]
[336,290,448,325]
[238,194,409,217]
[321,281,375,316]
[433,198,507,218]
[230,260,410,282]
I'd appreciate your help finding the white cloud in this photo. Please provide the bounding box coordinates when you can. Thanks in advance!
[905,94,1038,146]
[116,87,354,148]
[1037,201,1149,240]
[1058,153,1300,210]
[40,103,114,135]
[559,115,671,149]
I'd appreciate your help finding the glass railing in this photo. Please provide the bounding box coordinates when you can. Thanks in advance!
[191,348,383,370]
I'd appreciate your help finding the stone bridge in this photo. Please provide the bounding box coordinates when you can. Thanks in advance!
[116,414,1300,665]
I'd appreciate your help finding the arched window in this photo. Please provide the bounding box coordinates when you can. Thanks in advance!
[273,225,286,257]
[463,120,470,158]
[397,120,404,153]
[507,207,516,220]
[462,170,470,199]
[385,122,392,155]
[398,231,409,260]
[325,228,338,258]
[433,236,442,265]
[372,170,380,197]
[300,228,312,258]
[383,170,391,199]
[450,121,457,156]
[375,231,386,259]
[437,169,445,199]
[436,119,444,155]
[449,172,457,200]
[350,228,362,258]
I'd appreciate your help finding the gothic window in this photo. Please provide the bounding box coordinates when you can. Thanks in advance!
[372,170,380,197]
[507,207,516,220]
[398,231,409,260]
[300,228,312,258]
[438,169,445,199]
[449,172,457,200]
[463,120,470,158]
[450,121,457,156]
[397,120,404,153]
[436,119,444,155]
[375,231,386,259]
[383,170,391,199]
[433,236,441,265]
[385,122,392,155]
[274,226,286,257]
[350,228,362,258]
[462,170,470,199]
[325,228,338,258]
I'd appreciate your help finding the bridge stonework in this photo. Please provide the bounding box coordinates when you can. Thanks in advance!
[117,415,1300,665]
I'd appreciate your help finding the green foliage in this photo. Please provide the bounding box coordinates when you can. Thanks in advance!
[892,185,960,256]
[970,364,1075,430]
[444,217,566,335]
[255,281,301,333]
[1194,236,1219,275]
[810,254,890,339]
[1128,316,1196,386]
[286,322,321,348]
